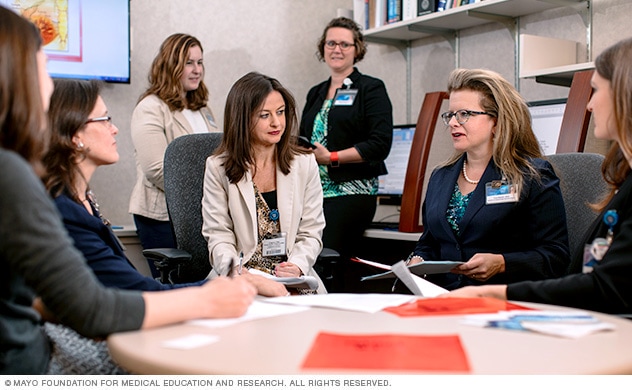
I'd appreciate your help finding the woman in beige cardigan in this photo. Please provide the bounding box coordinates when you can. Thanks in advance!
[129,33,219,277]
[202,72,326,294]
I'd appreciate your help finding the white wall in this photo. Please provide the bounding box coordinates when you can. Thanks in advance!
[92,0,352,225]
[93,0,631,226]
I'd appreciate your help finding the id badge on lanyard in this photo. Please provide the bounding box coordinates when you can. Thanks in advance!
[485,180,518,205]
[333,89,358,106]
[262,232,287,257]
[583,209,618,273]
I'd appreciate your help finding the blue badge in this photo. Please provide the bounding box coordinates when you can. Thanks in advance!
[269,209,279,222]
[603,209,618,227]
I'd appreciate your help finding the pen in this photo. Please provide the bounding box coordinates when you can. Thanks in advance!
[238,251,243,275]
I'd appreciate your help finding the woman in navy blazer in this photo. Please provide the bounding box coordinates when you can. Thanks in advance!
[42,79,202,291]
[447,37,632,315]
[410,68,569,290]
[300,17,393,292]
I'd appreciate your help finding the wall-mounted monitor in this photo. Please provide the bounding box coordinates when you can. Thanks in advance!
[1,0,131,83]
[378,124,416,205]
[528,98,567,155]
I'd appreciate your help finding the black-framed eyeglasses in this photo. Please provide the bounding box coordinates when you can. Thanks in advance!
[85,116,112,126]
[441,110,491,126]
[325,40,354,50]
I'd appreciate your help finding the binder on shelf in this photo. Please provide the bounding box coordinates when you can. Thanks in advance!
[402,0,417,20]
[354,0,367,29]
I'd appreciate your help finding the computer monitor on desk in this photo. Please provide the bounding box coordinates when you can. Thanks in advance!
[377,124,416,206]
[528,98,567,155]
[372,124,416,230]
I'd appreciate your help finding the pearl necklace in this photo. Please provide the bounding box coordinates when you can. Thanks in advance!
[462,161,480,185]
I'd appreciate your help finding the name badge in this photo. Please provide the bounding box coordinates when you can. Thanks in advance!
[262,232,287,257]
[333,89,358,106]
[485,180,518,204]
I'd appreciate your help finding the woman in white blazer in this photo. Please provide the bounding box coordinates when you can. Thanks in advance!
[202,72,326,294]
[129,33,219,277]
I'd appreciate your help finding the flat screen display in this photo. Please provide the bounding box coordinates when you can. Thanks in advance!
[1,0,131,83]
[378,124,416,197]
[528,98,567,155]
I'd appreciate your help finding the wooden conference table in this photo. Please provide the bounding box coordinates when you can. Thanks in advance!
[108,297,632,375]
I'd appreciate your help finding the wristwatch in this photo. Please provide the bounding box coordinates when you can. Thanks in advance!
[329,151,339,167]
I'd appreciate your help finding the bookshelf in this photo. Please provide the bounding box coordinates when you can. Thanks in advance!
[363,0,591,86]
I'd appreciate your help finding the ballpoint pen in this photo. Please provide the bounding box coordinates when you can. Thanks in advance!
[238,251,243,275]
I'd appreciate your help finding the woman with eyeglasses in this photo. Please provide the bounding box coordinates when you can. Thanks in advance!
[446,38,632,315]
[299,17,393,293]
[406,68,569,290]
[0,7,255,374]
[129,33,219,278]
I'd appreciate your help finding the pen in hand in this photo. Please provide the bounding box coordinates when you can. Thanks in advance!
[238,251,243,275]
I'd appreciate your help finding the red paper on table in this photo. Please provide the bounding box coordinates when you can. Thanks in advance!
[384,297,533,317]
[301,332,470,372]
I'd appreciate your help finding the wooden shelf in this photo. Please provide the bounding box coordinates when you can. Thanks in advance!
[364,0,585,43]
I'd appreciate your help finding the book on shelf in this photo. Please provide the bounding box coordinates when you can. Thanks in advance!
[436,0,448,12]
[387,0,402,24]
[369,0,387,29]
[418,0,435,16]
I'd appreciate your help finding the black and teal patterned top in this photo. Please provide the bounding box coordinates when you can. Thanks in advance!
[311,99,378,198]
[446,183,472,237]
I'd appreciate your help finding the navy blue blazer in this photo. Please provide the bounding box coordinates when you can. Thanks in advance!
[53,194,204,291]
[414,156,570,290]
[508,172,632,314]
[300,67,393,183]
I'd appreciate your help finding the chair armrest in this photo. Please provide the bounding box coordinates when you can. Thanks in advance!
[318,247,340,260]
[142,248,192,284]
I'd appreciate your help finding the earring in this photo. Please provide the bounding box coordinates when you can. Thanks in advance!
[77,141,84,150]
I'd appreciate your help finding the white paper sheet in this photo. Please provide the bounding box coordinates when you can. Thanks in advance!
[262,293,417,313]
[187,300,309,329]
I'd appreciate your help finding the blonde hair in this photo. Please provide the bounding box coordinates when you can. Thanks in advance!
[442,68,542,194]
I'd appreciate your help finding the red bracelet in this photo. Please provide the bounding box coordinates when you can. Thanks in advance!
[329,151,339,167]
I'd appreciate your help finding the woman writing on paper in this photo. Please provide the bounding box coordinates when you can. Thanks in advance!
[408,68,569,290]
[447,37,632,315]
[300,16,393,292]
[0,7,255,374]
[202,72,326,294]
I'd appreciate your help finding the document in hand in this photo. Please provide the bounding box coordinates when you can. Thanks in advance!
[352,257,464,280]
[248,268,319,290]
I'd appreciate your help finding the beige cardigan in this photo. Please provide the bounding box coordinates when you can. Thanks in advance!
[202,153,327,293]
[129,94,219,220]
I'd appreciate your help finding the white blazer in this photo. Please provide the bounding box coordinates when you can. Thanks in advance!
[201,153,326,293]
[129,94,218,220]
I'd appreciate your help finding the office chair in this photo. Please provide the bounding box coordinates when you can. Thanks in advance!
[142,133,222,283]
[546,152,608,274]
[143,133,338,285]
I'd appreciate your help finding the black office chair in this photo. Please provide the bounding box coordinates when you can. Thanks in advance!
[144,133,338,285]
[142,133,221,283]
[546,152,608,274]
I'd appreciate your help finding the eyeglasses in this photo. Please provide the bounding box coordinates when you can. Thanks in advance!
[85,116,113,126]
[441,110,491,126]
[325,40,354,51]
